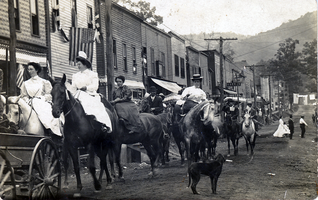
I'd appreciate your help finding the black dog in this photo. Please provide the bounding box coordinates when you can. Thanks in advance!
[188,154,226,194]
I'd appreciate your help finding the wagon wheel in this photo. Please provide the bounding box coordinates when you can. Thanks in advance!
[0,149,16,199]
[28,138,61,200]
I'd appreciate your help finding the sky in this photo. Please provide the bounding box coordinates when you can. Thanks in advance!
[127,0,317,36]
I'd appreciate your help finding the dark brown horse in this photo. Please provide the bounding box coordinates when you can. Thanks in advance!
[180,100,218,166]
[51,74,112,192]
[99,98,164,180]
[224,115,241,156]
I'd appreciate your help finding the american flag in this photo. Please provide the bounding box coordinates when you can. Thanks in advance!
[16,64,24,89]
[69,27,95,65]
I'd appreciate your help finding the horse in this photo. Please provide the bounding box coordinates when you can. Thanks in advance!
[241,113,257,156]
[51,74,112,192]
[180,100,218,166]
[138,98,151,113]
[155,105,173,165]
[6,96,45,135]
[169,102,186,165]
[96,96,164,181]
[223,115,241,156]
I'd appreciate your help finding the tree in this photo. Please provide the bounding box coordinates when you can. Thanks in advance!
[300,39,317,79]
[269,38,303,104]
[113,0,163,26]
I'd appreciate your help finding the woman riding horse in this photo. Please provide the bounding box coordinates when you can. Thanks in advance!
[70,51,112,133]
[20,62,63,136]
[111,75,144,134]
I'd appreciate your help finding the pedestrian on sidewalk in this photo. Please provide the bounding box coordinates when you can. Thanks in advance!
[288,115,294,139]
[299,116,308,138]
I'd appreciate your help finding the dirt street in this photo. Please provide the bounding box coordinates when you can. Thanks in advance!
[61,105,317,200]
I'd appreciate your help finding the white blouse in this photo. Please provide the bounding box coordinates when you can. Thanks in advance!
[20,75,52,102]
[72,69,99,95]
[181,86,207,103]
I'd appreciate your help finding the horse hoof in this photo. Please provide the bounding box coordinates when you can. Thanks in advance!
[73,193,81,198]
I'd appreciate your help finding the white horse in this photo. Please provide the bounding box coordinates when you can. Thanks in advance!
[6,96,45,135]
[242,113,256,156]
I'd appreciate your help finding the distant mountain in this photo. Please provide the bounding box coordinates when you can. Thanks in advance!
[182,11,317,65]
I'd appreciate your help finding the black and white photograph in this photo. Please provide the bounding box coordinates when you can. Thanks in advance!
[0,0,317,199]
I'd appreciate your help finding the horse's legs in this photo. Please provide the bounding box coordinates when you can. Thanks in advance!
[142,142,156,172]
[234,137,239,156]
[113,142,123,179]
[108,149,116,178]
[175,138,185,165]
[87,143,102,191]
[62,142,69,188]
[67,144,82,191]
[98,145,112,184]
[227,135,231,156]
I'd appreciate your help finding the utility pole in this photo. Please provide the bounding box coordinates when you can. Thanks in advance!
[105,0,113,100]
[8,0,17,96]
[204,37,237,121]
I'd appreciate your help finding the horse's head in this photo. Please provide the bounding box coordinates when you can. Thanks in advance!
[200,100,217,126]
[243,113,252,128]
[6,96,21,125]
[51,74,68,118]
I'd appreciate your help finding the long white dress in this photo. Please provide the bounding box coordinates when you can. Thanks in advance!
[71,69,112,131]
[273,119,290,137]
[20,76,64,136]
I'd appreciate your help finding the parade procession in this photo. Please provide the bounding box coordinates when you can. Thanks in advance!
[0,0,317,199]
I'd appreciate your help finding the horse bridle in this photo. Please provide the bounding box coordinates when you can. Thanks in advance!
[8,98,33,131]
[61,89,78,117]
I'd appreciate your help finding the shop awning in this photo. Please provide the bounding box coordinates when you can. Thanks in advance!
[224,89,237,95]
[124,80,145,90]
[151,78,182,93]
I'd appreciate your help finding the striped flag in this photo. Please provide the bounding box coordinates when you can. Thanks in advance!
[16,64,24,89]
[69,27,95,65]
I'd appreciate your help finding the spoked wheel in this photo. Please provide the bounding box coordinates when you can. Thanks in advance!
[0,149,16,200]
[29,138,61,200]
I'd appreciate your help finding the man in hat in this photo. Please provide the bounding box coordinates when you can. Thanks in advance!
[146,86,163,115]
[223,99,240,123]
[181,74,207,115]
[244,100,260,134]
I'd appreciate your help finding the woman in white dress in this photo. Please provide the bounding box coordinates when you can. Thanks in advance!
[70,51,112,133]
[20,62,63,136]
[273,116,290,137]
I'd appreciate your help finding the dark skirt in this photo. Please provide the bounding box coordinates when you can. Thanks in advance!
[114,101,144,133]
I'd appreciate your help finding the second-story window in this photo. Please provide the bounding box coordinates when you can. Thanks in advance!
[122,43,127,71]
[14,0,20,31]
[174,54,179,77]
[87,6,93,28]
[132,47,136,73]
[113,39,117,69]
[180,57,185,78]
[30,0,39,35]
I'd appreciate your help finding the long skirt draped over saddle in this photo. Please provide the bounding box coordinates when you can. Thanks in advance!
[114,101,144,133]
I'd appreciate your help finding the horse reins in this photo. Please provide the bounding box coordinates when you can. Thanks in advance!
[62,89,78,117]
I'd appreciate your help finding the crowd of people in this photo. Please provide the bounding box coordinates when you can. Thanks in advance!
[3,51,312,141]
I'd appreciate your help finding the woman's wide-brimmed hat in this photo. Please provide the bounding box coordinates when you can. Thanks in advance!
[191,74,203,81]
[76,51,91,69]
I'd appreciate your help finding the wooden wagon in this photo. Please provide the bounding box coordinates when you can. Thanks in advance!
[0,133,61,199]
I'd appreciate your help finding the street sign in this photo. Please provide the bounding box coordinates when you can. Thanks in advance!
[227,82,241,86]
